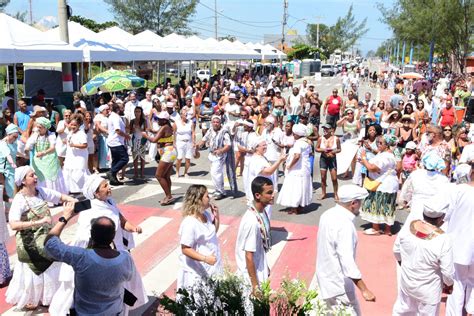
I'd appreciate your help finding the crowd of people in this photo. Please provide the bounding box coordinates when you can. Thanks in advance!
[0,63,472,315]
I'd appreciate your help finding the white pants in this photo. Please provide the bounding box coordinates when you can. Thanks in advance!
[210,156,225,195]
[176,140,193,160]
[393,290,440,316]
[446,263,474,315]
[324,292,361,316]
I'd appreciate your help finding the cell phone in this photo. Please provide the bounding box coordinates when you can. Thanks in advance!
[74,199,92,213]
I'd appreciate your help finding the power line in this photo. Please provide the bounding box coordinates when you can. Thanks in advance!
[190,20,264,39]
[198,1,281,28]
[189,23,262,41]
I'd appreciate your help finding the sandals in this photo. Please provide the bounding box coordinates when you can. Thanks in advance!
[160,197,176,206]
[363,228,381,236]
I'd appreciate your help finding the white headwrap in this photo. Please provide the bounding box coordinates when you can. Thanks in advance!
[453,163,471,184]
[251,137,266,150]
[241,120,254,128]
[15,166,33,187]
[265,116,276,125]
[83,174,106,200]
[423,199,449,218]
[98,104,109,112]
[292,124,308,137]
[338,184,369,203]
[211,115,222,122]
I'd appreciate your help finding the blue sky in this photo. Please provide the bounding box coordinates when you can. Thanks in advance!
[6,0,393,54]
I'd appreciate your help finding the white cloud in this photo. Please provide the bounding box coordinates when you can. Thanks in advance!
[36,15,57,29]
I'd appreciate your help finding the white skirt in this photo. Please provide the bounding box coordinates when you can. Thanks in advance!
[277,173,313,208]
[63,168,90,193]
[38,169,68,195]
[5,261,61,308]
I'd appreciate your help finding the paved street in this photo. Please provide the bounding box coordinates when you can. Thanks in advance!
[0,69,410,315]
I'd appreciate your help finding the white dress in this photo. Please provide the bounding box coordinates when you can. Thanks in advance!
[277,138,313,207]
[246,154,276,219]
[55,120,69,158]
[6,187,62,308]
[49,198,147,315]
[63,130,90,193]
[177,210,222,290]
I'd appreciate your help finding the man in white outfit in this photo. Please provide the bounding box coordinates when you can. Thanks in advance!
[445,167,474,316]
[316,184,375,315]
[393,199,455,316]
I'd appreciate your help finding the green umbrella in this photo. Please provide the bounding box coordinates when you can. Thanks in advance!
[81,69,147,96]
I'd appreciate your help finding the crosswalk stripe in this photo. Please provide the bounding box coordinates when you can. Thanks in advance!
[142,224,229,295]
[133,216,172,247]
[267,230,293,269]
[121,184,181,204]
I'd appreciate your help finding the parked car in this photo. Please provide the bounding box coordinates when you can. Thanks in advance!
[196,69,210,81]
[320,64,335,76]
[166,68,178,76]
[332,64,340,74]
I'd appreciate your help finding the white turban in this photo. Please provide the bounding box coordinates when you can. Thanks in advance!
[423,199,449,218]
[83,174,106,200]
[15,166,33,187]
[292,124,308,137]
[98,104,109,112]
[338,184,369,203]
[265,115,276,125]
[241,120,254,128]
[251,137,266,150]
[211,115,222,122]
[453,163,471,183]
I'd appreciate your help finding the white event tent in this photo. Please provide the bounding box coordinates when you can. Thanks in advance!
[0,13,83,64]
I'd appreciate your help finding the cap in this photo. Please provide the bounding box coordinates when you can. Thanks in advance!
[338,184,369,203]
[203,97,211,103]
[229,93,236,99]
[157,111,170,120]
[405,141,417,150]
[166,101,175,108]
[321,123,332,129]
[273,87,281,93]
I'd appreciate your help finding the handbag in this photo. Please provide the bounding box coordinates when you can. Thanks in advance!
[15,193,54,275]
[363,177,381,192]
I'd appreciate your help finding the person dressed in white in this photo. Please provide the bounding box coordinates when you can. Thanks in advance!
[224,93,240,130]
[316,184,376,315]
[178,185,223,292]
[173,108,196,178]
[94,104,111,170]
[444,167,474,316]
[55,109,72,166]
[49,174,146,315]
[6,166,76,310]
[236,176,274,312]
[261,115,284,181]
[124,92,139,122]
[196,116,237,200]
[277,124,312,214]
[393,199,455,316]
[246,137,286,219]
[139,90,153,117]
[240,121,258,198]
[63,114,90,193]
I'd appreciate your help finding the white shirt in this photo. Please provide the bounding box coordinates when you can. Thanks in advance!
[124,100,138,122]
[367,151,399,193]
[64,130,88,170]
[235,209,269,285]
[459,143,474,163]
[262,127,283,162]
[444,184,474,265]
[316,204,362,299]
[395,224,454,304]
[138,99,153,117]
[178,210,222,289]
[224,103,240,123]
[10,187,61,222]
[106,112,125,147]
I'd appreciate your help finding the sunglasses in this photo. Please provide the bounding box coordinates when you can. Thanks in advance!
[444,129,452,131]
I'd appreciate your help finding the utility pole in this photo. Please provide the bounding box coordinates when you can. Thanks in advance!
[214,0,218,39]
[281,0,288,51]
[314,16,323,48]
[58,0,73,92]
[28,0,33,24]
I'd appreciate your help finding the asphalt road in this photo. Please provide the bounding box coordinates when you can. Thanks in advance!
[109,66,408,233]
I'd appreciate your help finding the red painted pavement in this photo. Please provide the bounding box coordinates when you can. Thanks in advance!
[0,204,449,315]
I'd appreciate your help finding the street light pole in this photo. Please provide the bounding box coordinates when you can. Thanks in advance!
[58,0,73,92]
[281,0,288,51]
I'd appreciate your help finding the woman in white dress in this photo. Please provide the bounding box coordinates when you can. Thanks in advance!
[84,111,96,173]
[25,117,68,195]
[178,184,222,292]
[55,109,72,167]
[63,114,90,193]
[261,115,284,180]
[277,124,313,214]
[173,108,196,177]
[6,166,76,310]
[49,174,147,315]
[246,137,286,218]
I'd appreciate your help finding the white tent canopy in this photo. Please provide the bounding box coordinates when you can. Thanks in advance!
[0,13,83,64]
[45,21,132,62]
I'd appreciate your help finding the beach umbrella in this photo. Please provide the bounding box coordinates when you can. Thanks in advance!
[81,69,146,96]
[400,72,424,79]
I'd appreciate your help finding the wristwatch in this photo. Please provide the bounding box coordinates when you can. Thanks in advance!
[58,217,68,224]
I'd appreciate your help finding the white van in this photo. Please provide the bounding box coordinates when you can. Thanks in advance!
[196,69,210,81]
